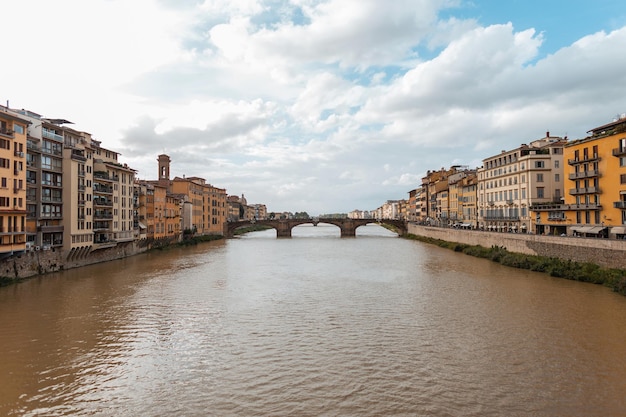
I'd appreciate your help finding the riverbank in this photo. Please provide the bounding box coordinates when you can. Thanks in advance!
[405,233,626,296]
[0,234,226,287]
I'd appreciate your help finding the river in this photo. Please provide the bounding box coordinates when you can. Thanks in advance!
[1,224,626,416]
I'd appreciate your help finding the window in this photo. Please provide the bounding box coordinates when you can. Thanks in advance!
[535,161,545,168]
[537,187,544,198]
[554,160,560,168]
[537,173,544,182]
[555,174,560,182]
[621,174,626,184]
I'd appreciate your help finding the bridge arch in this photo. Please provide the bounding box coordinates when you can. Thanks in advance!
[225,218,407,238]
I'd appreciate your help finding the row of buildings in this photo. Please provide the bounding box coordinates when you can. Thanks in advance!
[0,105,267,260]
[360,115,626,238]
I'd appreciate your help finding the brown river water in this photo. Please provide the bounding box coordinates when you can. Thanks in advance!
[1,224,626,416]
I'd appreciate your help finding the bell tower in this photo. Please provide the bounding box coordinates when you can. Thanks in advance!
[158,154,171,185]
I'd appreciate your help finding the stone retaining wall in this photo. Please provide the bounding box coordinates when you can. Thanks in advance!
[407,224,626,270]
[1,242,149,284]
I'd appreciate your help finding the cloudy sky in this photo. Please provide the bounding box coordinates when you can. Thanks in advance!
[3,0,626,214]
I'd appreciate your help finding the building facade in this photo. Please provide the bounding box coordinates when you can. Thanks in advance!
[0,106,29,257]
[477,133,566,232]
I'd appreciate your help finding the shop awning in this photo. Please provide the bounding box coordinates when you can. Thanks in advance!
[571,226,606,234]
[610,226,626,234]
[138,222,147,230]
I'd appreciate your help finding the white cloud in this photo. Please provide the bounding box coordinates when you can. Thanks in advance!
[2,0,625,214]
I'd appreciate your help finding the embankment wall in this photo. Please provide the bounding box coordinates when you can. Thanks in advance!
[407,224,626,270]
[1,242,149,284]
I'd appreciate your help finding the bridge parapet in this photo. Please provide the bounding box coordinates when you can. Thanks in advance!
[225,218,407,238]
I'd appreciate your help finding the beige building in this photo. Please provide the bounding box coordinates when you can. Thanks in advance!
[460,173,478,227]
[477,133,566,232]
[250,204,267,220]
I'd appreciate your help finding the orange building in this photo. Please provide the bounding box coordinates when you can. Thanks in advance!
[156,154,226,236]
[532,115,626,237]
[0,106,29,256]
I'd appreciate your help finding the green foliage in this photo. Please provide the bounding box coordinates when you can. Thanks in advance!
[404,233,626,296]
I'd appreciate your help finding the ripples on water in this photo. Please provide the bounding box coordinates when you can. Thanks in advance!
[1,224,626,416]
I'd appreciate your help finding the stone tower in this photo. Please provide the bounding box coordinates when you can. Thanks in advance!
[158,154,171,186]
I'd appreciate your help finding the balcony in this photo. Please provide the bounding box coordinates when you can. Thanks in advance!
[569,170,601,180]
[94,172,119,182]
[42,129,64,142]
[613,148,626,157]
[71,150,87,162]
[569,187,601,195]
[563,203,602,211]
[530,203,565,211]
[27,142,40,152]
[14,151,24,158]
[38,225,64,233]
[614,201,626,209]
[567,154,601,165]
[93,184,113,194]
[93,198,113,207]
[0,127,14,137]
[483,215,520,221]
[40,212,62,219]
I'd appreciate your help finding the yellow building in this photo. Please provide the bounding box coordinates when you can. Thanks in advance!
[533,116,626,237]
[157,154,226,236]
[0,106,29,256]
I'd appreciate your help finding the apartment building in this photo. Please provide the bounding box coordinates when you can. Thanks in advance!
[407,188,419,222]
[460,173,478,228]
[532,115,626,237]
[250,203,267,220]
[205,183,227,234]
[477,133,566,232]
[0,106,29,257]
[91,141,136,246]
[157,154,227,236]
[422,167,464,226]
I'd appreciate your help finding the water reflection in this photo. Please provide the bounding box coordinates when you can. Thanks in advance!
[1,225,626,416]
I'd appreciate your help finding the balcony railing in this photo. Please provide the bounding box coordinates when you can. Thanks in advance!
[483,215,520,221]
[614,201,626,209]
[42,129,64,142]
[94,199,113,207]
[0,127,14,137]
[562,203,602,211]
[569,187,601,195]
[569,170,601,180]
[567,154,600,165]
[93,185,113,194]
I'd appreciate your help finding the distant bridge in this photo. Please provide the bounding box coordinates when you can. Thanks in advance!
[225,218,407,238]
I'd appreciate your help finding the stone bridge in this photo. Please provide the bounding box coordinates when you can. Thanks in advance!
[225,218,408,238]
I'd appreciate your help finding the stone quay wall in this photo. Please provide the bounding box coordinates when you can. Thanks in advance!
[407,223,626,270]
[1,242,149,283]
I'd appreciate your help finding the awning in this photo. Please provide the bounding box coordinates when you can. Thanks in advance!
[610,226,626,234]
[138,222,147,230]
[571,226,606,234]
[461,223,471,227]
